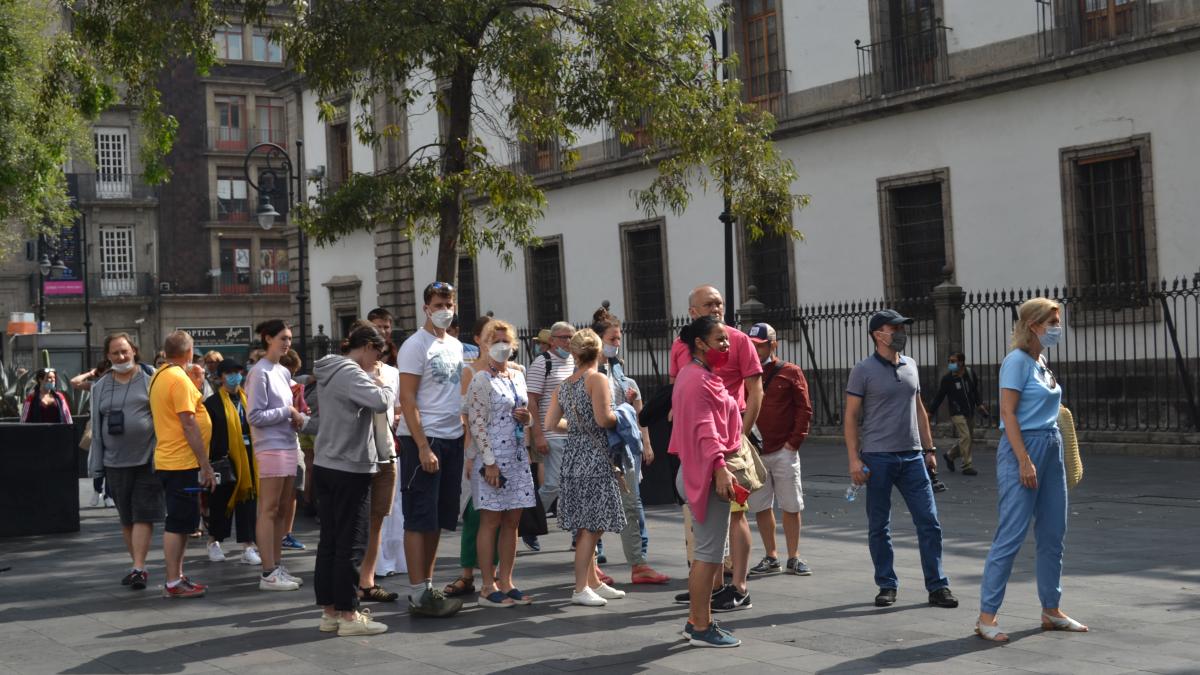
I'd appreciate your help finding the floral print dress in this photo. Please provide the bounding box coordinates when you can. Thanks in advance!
[466,368,536,512]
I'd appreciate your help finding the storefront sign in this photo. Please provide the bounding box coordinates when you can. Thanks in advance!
[176,326,252,346]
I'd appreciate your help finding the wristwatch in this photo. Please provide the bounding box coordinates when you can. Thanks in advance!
[922,447,937,455]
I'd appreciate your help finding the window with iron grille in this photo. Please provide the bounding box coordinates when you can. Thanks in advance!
[99,226,136,297]
[1061,136,1156,295]
[739,0,784,116]
[741,231,793,310]
[457,255,479,334]
[877,168,953,319]
[525,237,566,329]
[1081,0,1137,44]
[620,220,669,322]
[93,127,130,199]
[887,0,939,90]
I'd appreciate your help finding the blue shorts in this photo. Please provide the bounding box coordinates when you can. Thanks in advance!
[158,469,201,535]
[398,435,464,533]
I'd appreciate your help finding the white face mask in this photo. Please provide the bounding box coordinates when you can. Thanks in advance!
[428,308,454,330]
[489,342,514,363]
[111,361,135,374]
[602,344,619,359]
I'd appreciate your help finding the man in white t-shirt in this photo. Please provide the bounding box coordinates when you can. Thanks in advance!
[396,282,466,617]
[526,321,576,513]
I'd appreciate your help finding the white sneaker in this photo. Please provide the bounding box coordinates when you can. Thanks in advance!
[278,565,303,586]
[207,541,226,562]
[593,583,625,600]
[259,568,300,591]
[89,493,102,508]
[337,608,387,636]
[103,496,116,508]
[239,547,262,566]
[319,612,339,633]
[571,587,607,607]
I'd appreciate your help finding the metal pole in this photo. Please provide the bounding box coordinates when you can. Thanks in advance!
[36,235,46,326]
[295,139,308,373]
[81,213,93,366]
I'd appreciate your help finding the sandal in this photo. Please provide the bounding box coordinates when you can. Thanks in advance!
[505,588,533,605]
[1041,612,1088,632]
[631,565,670,585]
[595,565,614,586]
[443,577,475,598]
[358,584,399,602]
[975,620,1009,642]
[479,590,515,607]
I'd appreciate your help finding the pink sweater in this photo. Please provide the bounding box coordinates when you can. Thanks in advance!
[669,362,743,523]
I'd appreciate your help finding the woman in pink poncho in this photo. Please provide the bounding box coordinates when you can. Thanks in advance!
[669,315,743,649]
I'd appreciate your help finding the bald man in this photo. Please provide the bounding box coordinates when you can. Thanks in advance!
[669,285,763,612]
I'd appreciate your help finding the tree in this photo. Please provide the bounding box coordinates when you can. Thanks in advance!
[283,0,806,282]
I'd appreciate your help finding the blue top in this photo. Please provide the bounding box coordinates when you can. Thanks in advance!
[998,349,1061,431]
[845,352,922,453]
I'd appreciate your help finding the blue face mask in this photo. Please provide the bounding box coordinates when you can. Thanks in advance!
[552,347,570,359]
[948,362,959,372]
[1039,326,1063,349]
[224,373,244,389]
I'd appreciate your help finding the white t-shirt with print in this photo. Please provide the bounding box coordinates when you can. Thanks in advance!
[395,327,465,439]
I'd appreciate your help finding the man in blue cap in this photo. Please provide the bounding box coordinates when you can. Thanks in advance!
[844,310,957,609]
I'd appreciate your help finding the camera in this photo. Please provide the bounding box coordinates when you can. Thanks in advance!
[106,410,125,435]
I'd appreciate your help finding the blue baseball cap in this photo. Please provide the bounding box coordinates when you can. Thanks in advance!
[868,309,914,333]
[747,323,776,343]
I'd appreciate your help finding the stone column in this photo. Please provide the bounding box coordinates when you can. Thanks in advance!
[931,266,965,364]
[736,285,766,330]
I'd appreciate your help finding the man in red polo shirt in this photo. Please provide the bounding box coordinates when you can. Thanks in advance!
[669,285,763,612]
[744,323,814,577]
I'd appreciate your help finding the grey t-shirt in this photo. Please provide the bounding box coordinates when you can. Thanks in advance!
[846,353,922,453]
[89,369,156,468]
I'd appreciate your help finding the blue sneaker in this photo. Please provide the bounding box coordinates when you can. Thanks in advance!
[281,534,306,550]
[522,535,541,552]
[681,619,722,639]
[689,624,740,648]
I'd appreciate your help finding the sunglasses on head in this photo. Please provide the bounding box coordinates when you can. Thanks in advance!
[427,281,455,293]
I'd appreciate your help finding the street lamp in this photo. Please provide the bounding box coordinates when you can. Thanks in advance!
[243,140,308,372]
[36,234,69,328]
[706,3,736,327]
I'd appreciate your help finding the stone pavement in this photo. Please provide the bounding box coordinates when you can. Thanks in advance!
[1,442,1198,675]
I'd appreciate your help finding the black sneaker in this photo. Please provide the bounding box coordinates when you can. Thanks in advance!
[875,588,897,607]
[522,535,541,552]
[942,452,955,473]
[928,587,959,608]
[786,558,812,576]
[674,587,722,604]
[121,569,138,586]
[931,479,948,493]
[748,556,781,578]
[711,585,751,613]
[962,467,978,476]
[130,570,148,590]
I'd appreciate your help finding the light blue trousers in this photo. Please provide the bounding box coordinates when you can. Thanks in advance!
[979,428,1068,614]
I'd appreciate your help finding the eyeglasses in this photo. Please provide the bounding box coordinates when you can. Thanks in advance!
[1037,363,1058,389]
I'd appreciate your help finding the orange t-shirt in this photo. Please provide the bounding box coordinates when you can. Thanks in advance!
[149,365,212,471]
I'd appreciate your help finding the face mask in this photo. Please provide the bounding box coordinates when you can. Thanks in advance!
[552,346,570,359]
[760,355,772,366]
[602,344,619,359]
[879,330,907,353]
[947,362,959,373]
[224,373,244,388]
[1039,325,1062,349]
[703,347,730,370]
[489,343,514,363]
[41,381,54,392]
[428,308,454,330]
[111,361,135,374]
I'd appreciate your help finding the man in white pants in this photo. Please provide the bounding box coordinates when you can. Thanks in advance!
[744,323,815,577]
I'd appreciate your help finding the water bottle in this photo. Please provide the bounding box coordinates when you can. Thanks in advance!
[845,467,870,502]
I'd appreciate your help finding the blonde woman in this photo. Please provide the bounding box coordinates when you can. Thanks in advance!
[976,298,1086,642]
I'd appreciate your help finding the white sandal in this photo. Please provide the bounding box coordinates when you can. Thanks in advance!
[975,620,1009,642]
[1041,612,1088,632]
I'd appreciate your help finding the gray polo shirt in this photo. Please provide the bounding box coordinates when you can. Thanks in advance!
[846,352,922,453]
[88,369,156,470]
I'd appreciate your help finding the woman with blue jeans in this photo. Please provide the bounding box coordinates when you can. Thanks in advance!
[976,297,1088,642]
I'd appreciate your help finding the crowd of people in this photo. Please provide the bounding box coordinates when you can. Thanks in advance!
[47,279,1086,647]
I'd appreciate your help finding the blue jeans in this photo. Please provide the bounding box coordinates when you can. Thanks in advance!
[861,451,949,592]
[979,429,1067,614]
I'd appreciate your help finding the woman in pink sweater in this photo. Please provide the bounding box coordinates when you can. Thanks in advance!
[669,315,743,649]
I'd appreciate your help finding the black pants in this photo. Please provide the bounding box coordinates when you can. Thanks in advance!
[313,465,371,612]
[205,489,257,544]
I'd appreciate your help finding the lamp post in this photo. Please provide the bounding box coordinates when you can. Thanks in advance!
[36,234,69,330]
[243,140,308,372]
[706,4,736,326]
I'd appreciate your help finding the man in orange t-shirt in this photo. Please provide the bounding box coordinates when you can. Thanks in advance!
[150,330,215,598]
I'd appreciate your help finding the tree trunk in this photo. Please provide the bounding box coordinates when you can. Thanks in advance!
[435,63,476,286]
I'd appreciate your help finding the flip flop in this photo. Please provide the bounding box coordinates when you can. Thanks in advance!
[506,588,533,605]
[479,590,515,607]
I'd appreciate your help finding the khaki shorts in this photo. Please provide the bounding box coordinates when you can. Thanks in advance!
[370,461,398,519]
[747,449,804,514]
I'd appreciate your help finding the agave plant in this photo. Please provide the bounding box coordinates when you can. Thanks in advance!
[0,359,34,419]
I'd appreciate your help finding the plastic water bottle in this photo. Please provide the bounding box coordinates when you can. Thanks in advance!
[845,467,870,502]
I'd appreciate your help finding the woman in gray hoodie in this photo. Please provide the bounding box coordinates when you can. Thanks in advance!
[307,325,393,636]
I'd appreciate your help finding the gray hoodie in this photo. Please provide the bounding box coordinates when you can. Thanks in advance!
[306,354,393,474]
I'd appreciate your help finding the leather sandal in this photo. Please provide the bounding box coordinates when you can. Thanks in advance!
[1041,612,1088,632]
[631,565,670,585]
[975,620,1009,642]
[443,576,475,598]
[358,584,399,602]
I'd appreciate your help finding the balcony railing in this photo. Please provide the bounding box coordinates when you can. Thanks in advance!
[1037,0,1151,58]
[72,173,158,201]
[88,272,155,298]
[217,270,289,295]
[205,126,287,152]
[512,138,562,175]
[211,197,251,222]
[857,20,952,99]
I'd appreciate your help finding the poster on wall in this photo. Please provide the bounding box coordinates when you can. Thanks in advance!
[42,218,84,296]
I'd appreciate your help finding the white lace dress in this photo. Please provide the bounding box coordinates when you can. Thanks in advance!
[467,368,536,512]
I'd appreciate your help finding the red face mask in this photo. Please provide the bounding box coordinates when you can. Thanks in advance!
[704,347,730,370]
